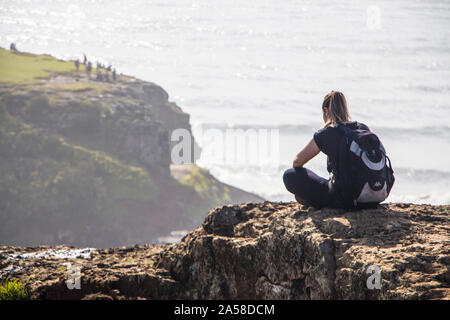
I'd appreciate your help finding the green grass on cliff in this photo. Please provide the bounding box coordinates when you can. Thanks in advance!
[180,165,232,204]
[0,48,109,92]
[0,48,77,83]
[0,279,29,300]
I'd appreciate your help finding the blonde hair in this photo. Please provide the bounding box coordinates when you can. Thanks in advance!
[322,91,350,127]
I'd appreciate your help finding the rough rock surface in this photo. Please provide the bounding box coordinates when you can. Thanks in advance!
[1,202,448,300]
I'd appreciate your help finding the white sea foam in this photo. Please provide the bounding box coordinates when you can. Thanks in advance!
[156,230,188,244]
[8,248,96,260]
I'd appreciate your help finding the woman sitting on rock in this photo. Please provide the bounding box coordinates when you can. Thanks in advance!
[283,91,394,210]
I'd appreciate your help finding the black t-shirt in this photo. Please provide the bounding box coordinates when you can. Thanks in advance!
[313,121,369,180]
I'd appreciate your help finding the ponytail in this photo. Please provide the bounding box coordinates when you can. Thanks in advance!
[322,91,350,127]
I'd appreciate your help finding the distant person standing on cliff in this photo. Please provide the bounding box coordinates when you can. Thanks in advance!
[283,91,395,210]
[96,69,103,81]
[86,61,92,78]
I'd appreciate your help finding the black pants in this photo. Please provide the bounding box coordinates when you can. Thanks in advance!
[283,167,347,209]
[283,167,380,209]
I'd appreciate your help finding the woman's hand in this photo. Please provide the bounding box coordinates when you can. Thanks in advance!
[293,138,320,167]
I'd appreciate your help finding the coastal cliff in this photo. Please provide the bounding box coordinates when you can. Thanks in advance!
[1,202,448,300]
[0,49,263,247]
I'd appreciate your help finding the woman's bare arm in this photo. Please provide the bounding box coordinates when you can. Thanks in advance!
[293,138,320,167]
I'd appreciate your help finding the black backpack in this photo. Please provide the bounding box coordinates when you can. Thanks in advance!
[332,121,395,208]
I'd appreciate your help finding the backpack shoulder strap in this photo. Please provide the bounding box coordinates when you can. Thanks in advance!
[333,122,355,142]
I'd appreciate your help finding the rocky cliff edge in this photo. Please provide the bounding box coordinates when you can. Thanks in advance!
[1,201,448,300]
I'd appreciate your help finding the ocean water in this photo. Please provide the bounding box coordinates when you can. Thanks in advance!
[1,0,449,204]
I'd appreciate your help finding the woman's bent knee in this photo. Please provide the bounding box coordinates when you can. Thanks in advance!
[282,168,293,192]
[283,167,306,193]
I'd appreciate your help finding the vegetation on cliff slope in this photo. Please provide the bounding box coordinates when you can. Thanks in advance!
[0,104,158,246]
[0,279,29,300]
